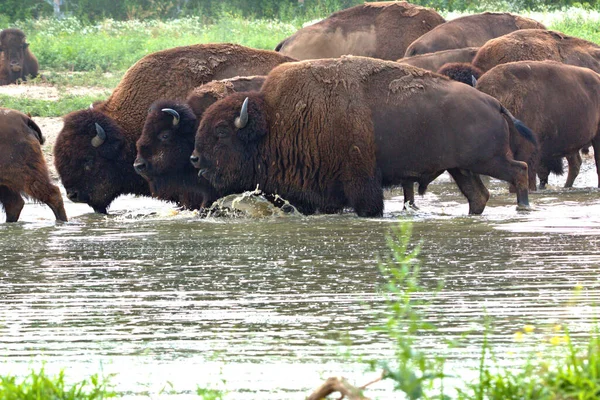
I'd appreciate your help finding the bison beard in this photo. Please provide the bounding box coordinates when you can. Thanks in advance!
[195,57,535,217]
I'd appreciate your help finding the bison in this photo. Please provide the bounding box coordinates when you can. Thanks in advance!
[0,28,38,85]
[192,56,535,217]
[54,43,294,214]
[398,47,479,72]
[404,12,545,57]
[0,108,67,222]
[275,2,445,61]
[186,75,266,119]
[134,100,218,210]
[473,61,600,189]
[437,62,483,86]
[472,29,600,73]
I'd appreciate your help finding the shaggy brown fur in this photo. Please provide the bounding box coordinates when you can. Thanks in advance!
[275,2,445,61]
[193,56,535,217]
[135,100,218,210]
[473,29,600,73]
[186,75,266,119]
[438,62,483,86]
[0,108,66,222]
[476,60,600,189]
[398,47,479,72]
[54,43,294,213]
[0,28,38,85]
[404,12,545,56]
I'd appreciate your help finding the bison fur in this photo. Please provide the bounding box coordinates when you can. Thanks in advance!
[0,28,38,85]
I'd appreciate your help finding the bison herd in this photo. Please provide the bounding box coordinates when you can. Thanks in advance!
[2,1,600,222]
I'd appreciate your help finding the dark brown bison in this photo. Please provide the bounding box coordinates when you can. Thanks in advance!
[437,62,483,86]
[398,47,479,72]
[0,28,38,85]
[192,56,535,217]
[275,2,445,61]
[0,108,66,222]
[134,100,218,210]
[472,29,600,73]
[186,75,266,119]
[404,12,545,57]
[474,61,600,189]
[54,43,294,214]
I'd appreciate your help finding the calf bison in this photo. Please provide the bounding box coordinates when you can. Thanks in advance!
[186,76,266,119]
[404,12,545,56]
[398,47,479,72]
[192,56,534,217]
[54,43,294,214]
[472,29,600,73]
[0,108,67,222]
[135,100,218,210]
[474,61,600,189]
[0,28,38,85]
[275,2,445,61]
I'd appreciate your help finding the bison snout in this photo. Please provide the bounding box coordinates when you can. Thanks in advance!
[133,157,148,174]
[66,190,89,203]
[190,154,200,168]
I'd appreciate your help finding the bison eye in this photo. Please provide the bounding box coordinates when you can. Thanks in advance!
[159,131,170,141]
[216,127,229,138]
[84,158,94,172]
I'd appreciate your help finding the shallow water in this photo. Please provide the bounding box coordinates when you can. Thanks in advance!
[2,161,600,399]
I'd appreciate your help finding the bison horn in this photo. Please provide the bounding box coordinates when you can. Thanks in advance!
[471,75,477,87]
[92,123,107,147]
[89,103,94,110]
[234,97,249,129]
[161,108,180,126]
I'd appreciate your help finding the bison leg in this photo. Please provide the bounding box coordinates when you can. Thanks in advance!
[447,169,490,215]
[470,156,530,210]
[402,182,416,209]
[344,177,383,218]
[537,163,550,190]
[0,186,25,222]
[26,180,68,222]
[564,152,582,188]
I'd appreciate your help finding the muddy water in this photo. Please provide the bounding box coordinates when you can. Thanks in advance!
[2,164,600,399]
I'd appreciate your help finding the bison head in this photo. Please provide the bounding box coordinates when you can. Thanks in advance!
[135,100,217,207]
[437,62,483,87]
[54,108,144,214]
[192,92,268,195]
[0,29,29,77]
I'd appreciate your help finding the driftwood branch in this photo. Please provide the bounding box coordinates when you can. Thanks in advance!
[306,377,372,400]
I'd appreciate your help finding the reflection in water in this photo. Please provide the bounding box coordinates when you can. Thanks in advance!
[1,170,600,398]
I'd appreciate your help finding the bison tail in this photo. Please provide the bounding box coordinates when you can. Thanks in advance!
[27,118,45,145]
[543,158,565,175]
[582,146,590,155]
[500,105,536,145]
[418,182,429,196]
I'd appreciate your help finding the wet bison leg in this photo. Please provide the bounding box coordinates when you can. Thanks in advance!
[593,137,600,188]
[564,152,582,188]
[537,163,550,190]
[344,177,384,217]
[26,180,68,222]
[447,169,490,215]
[470,156,530,210]
[402,182,416,209]
[0,186,25,222]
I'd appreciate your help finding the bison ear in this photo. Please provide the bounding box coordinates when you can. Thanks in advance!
[27,118,45,145]
[22,43,29,49]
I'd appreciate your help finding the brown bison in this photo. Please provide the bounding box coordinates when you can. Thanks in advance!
[275,2,445,61]
[0,108,67,222]
[54,43,294,214]
[0,28,38,85]
[404,12,545,57]
[192,56,535,217]
[186,75,266,119]
[437,62,483,86]
[474,61,600,189]
[398,47,479,72]
[134,100,218,210]
[472,29,600,73]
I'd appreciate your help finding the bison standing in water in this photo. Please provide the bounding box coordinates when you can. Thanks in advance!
[192,57,535,217]
[275,1,445,61]
[135,101,218,210]
[404,12,545,56]
[0,108,67,222]
[0,28,38,85]
[54,43,294,214]
[473,61,600,189]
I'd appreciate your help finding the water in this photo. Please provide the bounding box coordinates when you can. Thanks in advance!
[2,163,600,399]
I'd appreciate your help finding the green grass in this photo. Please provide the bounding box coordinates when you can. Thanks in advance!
[0,367,116,399]
[0,93,109,117]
